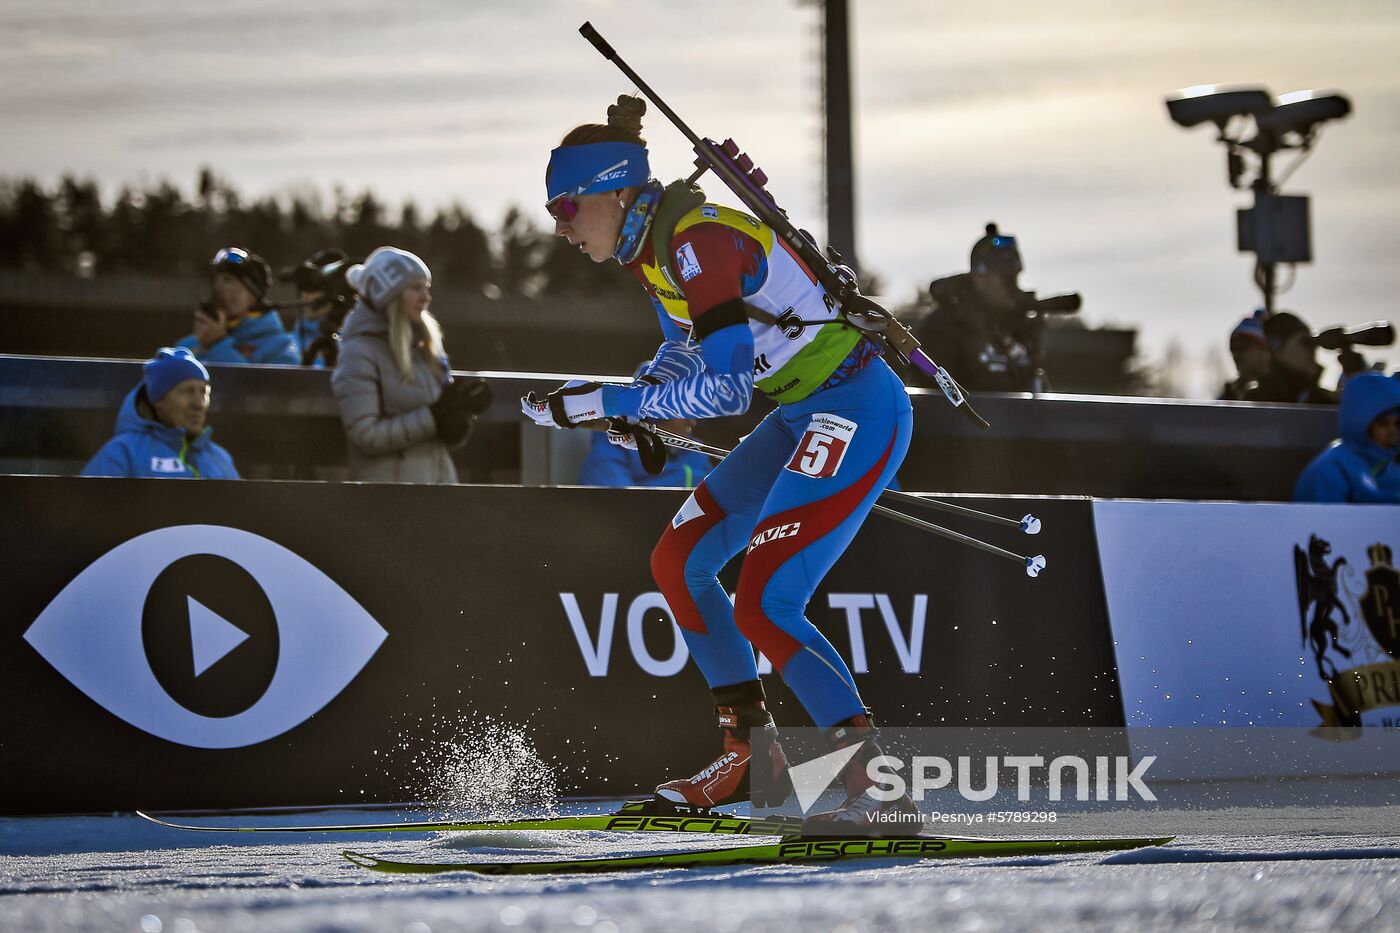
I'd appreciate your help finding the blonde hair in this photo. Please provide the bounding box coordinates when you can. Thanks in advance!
[386,295,446,384]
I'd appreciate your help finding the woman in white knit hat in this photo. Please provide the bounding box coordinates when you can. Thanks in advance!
[332,247,488,483]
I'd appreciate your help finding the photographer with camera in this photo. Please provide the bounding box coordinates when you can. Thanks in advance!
[1317,321,1396,389]
[1244,311,1338,405]
[177,247,300,365]
[913,223,1081,393]
[1293,371,1400,503]
[281,248,358,368]
[332,247,491,484]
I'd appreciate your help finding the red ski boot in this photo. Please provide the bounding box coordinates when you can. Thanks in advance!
[655,703,793,808]
[801,714,922,835]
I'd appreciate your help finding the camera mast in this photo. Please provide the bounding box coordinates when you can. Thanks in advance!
[1165,85,1352,313]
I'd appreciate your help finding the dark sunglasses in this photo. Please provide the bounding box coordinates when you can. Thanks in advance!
[545,194,579,222]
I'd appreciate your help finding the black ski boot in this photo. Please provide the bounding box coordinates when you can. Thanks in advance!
[801,713,922,835]
[655,682,793,809]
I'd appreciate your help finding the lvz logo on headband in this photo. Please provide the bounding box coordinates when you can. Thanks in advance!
[787,414,857,479]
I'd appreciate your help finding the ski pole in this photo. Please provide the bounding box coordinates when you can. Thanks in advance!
[646,426,1041,535]
[643,425,1047,577]
[871,503,1047,578]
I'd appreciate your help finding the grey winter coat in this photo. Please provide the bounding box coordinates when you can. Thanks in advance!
[332,303,457,484]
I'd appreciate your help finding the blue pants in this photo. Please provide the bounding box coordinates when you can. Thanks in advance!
[651,358,912,727]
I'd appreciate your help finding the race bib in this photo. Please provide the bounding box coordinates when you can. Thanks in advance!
[786,414,856,479]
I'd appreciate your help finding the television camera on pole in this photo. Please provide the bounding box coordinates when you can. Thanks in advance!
[1165,85,1351,313]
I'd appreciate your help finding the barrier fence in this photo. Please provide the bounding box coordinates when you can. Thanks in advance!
[0,354,1336,499]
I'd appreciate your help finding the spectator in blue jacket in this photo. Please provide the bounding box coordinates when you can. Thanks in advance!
[178,247,300,365]
[578,417,713,489]
[82,347,239,479]
[1293,371,1400,503]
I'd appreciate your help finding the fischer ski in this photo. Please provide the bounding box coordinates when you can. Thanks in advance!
[136,801,807,837]
[341,835,1174,876]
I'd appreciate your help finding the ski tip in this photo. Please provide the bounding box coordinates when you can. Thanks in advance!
[341,850,384,870]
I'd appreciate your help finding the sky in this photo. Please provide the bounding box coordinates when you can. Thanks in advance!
[1,0,1397,397]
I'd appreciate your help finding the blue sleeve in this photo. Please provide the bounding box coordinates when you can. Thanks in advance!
[209,444,241,480]
[81,439,133,477]
[253,333,301,366]
[639,339,706,382]
[185,334,245,364]
[577,437,637,488]
[1293,453,1349,503]
[653,299,688,343]
[601,323,754,420]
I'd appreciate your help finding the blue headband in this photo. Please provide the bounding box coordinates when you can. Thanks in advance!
[546,142,650,201]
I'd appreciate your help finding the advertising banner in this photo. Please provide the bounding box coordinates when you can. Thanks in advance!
[1094,499,1400,777]
[2,477,1114,814]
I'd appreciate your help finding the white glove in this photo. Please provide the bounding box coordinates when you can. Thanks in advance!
[606,417,640,450]
[520,379,607,429]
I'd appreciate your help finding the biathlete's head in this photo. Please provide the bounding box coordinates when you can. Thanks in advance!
[546,95,650,263]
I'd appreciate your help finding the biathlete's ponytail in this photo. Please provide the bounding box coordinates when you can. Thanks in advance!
[560,94,647,147]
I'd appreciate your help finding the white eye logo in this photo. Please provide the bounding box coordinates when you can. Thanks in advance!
[23,525,386,749]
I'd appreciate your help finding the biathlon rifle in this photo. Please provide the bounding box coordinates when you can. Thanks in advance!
[578,22,989,432]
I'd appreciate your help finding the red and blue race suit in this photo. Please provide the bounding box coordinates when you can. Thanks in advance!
[600,199,912,728]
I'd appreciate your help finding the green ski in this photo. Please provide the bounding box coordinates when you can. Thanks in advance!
[136,802,806,837]
[341,835,1174,875]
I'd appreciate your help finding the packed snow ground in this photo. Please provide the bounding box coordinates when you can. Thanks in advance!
[3,803,1399,933]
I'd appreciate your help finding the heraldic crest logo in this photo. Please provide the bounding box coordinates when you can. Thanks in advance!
[1294,534,1400,730]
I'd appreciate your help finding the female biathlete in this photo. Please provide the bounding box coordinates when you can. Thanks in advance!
[523,97,915,829]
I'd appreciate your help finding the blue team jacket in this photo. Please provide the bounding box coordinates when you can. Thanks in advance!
[1293,372,1400,503]
[82,386,240,479]
[293,317,324,367]
[577,431,713,489]
[178,309,300,365]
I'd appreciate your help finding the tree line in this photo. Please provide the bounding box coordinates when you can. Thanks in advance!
[0,168,634,297]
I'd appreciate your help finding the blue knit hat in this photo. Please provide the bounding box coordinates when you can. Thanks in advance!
[144,347,209,402]
[1229,310,1269,351]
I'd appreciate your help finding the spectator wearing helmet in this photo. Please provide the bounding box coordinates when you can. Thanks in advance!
[332,247,490,483]
[1219,309,1272,401]
[177,247,300,365]
[1293,371,1400,502]
[82,347,239,479]
[1244,310,1338,405]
